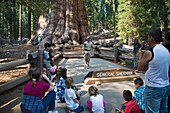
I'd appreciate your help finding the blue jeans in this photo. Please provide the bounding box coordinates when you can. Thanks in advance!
[133,53,138,69]
[42,91,56,111]
[144,85,170,113]
[72,105,84,113]
[43,59,51,79]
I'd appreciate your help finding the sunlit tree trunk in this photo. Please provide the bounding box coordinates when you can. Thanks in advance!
[36,0,89,45]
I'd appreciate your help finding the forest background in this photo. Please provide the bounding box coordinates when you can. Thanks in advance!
[0,0,170,47]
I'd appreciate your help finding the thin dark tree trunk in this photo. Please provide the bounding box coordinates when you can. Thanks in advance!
[13,0,17,40]
[28,9,31,39]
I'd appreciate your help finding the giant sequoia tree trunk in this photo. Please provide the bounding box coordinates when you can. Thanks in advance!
[36,0,89,45]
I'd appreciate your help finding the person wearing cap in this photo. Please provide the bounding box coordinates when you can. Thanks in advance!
[50,65,66,103]
[82,36,93,68]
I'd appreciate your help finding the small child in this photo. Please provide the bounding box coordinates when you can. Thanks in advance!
[69,77,81,100]
[133,78,145,113]
[87,86,106,113]
[121,90,141,113]
[65,77,84,113]
[50,65,66,103]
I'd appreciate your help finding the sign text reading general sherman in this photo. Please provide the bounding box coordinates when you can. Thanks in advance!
[92,68,135,78]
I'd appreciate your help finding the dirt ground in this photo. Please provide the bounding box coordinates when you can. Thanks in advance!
[0,44,37,113]
[0,44,37,84]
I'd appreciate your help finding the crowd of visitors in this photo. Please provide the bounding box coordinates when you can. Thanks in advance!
[20,28,170,113]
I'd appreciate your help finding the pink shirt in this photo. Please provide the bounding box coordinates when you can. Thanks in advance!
[24,81,50,98]
[124,99,141,113]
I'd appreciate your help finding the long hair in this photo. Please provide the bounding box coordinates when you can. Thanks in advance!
[88,86,99,96]
[29,68,41,88]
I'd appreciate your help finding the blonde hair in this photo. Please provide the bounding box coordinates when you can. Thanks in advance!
[88,86,99,96]
[65,77,73,89]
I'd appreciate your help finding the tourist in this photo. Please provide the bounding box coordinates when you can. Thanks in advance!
[132,38,141,70]
[163,31,170,112]
[50,65,66,103]
[133,78,145,113]
[138,28,170,113]
[121,90,141,113]
[20,68,57,113]
[64,77,84,113]
[43,43,52,79]
[87,86,106,113]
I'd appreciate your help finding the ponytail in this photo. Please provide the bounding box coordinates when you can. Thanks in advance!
[32,78,36,88]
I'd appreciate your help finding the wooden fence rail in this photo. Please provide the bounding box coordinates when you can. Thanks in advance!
[95,46,133,62]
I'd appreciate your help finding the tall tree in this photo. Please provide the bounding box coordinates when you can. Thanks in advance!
[35,0,89,45]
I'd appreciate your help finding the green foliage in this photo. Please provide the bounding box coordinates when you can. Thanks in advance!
[117,0,169,44]
[0,0,51,39]
[86,0,115,31]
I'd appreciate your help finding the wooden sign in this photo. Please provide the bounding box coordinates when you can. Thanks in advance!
[92,68,135,78]
[84,68,140,85]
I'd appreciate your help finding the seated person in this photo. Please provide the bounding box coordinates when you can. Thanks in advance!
[20,68,57,113]
[133,78,145,113]
[65,77,84,113]
[50,65,66,103]
[116,90,141,113]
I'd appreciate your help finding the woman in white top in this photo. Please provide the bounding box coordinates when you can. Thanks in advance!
[87,86,106,113]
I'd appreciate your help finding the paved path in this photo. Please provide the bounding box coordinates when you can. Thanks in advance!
[57,58,143,113]
[0,57,143,113]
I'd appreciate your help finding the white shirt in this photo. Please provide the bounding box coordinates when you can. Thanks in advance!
[145,44,170,87]
[90,94,104,113]
[64,88,79,110]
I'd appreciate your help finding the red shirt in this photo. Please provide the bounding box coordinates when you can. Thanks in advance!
[124,99,141,113]
[24,81,50,98]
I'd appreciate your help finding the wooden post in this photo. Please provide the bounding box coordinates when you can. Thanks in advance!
[114,46,118,63]
[37,44,44,72]
[26,50,31,74]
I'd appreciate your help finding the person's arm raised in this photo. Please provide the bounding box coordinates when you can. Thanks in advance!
[42,74,54,91]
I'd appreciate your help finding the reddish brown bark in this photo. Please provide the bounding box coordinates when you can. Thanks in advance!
[34,0,89,45]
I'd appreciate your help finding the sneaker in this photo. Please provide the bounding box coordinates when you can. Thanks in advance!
[68,110,76,113]
[115,108,121,113]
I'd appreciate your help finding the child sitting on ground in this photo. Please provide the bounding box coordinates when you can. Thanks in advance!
[87,86,106,113]
[120,90,141,113]
[133,78,145,113]
[65,77,84,113]
[50,65,66,103]
[69,77,82,100]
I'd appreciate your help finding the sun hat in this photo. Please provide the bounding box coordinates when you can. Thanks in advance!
[50,65,57,74]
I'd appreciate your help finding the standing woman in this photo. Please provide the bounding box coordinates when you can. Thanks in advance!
[133,38,141,70]
[20,68,57,113]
